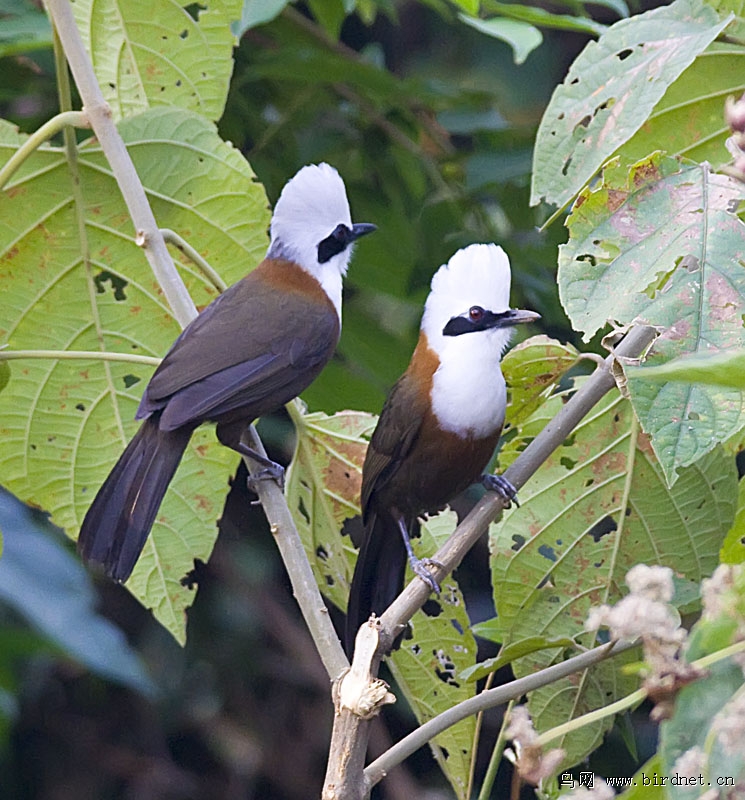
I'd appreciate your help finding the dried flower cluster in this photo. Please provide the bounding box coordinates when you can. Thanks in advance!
[725,92,745,181]
[504,705,565,786]
[586,564,700,719]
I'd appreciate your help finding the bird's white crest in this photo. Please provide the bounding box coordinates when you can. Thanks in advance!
[268,163,354,317]
[423,244,515,438]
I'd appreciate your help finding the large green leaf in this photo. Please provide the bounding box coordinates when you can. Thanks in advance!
[490,386,737,767]
[387,511,478,800]
[617,42,745,169]
[632,348,745,389]
[0,108,270,643]
[531,0,730,209]
[70,0,242,122]
[560,155,745,484]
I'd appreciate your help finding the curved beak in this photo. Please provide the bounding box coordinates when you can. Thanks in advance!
[351,222,377,240]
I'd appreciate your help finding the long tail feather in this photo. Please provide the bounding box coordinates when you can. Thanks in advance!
[345,512,406,657]
[78,417,191,582]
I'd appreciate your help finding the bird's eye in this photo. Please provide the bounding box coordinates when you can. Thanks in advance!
[469,306,485,322]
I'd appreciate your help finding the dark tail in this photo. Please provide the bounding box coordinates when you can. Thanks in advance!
[345,511,406,657]
[78,416,192,582]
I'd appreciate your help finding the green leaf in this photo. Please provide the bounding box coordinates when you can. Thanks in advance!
[485,2,606,35]
[231,0,292,34]
[387,511,478,800]
[286,407,376,612]
[0,489,152,694]
[0,0,52,58]
[560,155,745,484]
[490,386,737,766]
[450,0,480,16]
[70,0,243,122]
[616,755,665,799]
[460,634,577,681]
[531,0,730,208]
[306,0,347,39]
[501,335,580,431]
[0,109,270,643]
[618,42,745,169]
[458,15,544,64]
[721,478,745,564]
[632,349,745,389]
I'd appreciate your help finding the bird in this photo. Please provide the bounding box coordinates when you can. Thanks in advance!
[78,163,376,582]
[346,243,539,652]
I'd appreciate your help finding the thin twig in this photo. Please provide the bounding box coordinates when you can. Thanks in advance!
[365,641,635,787]
[0,110,89,190]
[44,0,197,327]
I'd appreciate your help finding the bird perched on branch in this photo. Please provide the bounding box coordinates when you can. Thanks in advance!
[79,163,375,582]
[346,243,539,652]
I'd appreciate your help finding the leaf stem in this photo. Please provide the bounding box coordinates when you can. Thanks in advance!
[160,228,228,292]
[0,110,88,191]
[477,699,515,800]
[0,348,161,367]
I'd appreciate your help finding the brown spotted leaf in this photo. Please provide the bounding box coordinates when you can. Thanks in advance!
[560,154,745,484]
[489,383,737,767]
[286,406,376,611]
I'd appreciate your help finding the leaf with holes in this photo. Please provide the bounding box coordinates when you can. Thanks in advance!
[530,0,730,209]
[0,108,270,643]
[560,154,745,484]
[387,510,478,800]
[71,0,242,122]
[285,407,376,611]
[502,335,580,430]
[617,41,745,169]
[489,385,737,767]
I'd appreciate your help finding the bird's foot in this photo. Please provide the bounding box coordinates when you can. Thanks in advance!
[482,473,519,507]
[408,555,442,595]
[247,461,286,492]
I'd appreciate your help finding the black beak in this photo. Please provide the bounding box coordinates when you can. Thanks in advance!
[443,308,540,337]
[486,308,541,328]
[351,222,377,240]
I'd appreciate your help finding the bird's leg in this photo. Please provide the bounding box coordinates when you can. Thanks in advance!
[216,422,285,489]
[481,473,519,507]
[393,511,441,595]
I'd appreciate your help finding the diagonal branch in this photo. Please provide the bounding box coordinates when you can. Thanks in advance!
[324,324,658,800]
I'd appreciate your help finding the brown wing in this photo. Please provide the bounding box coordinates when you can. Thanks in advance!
[360,371,428,521]
[137,261,339,428]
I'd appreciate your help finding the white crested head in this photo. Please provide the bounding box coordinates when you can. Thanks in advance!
[422,243,513,354]
[422,244,518,438]
[268,163,368,317]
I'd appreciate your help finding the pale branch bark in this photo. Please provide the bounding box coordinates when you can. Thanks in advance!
[43,0,349,680]
[324,324,658,800]
[364,640,637,789]
[44,0,197,328]
[242,424,350,681]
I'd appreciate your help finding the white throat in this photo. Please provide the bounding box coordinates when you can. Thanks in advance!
[429,331,508,438]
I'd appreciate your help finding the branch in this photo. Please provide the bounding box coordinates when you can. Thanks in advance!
[44,0,197,328]
[324,324,658,800]
[241,423,349,681]
[364,640,636,787]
